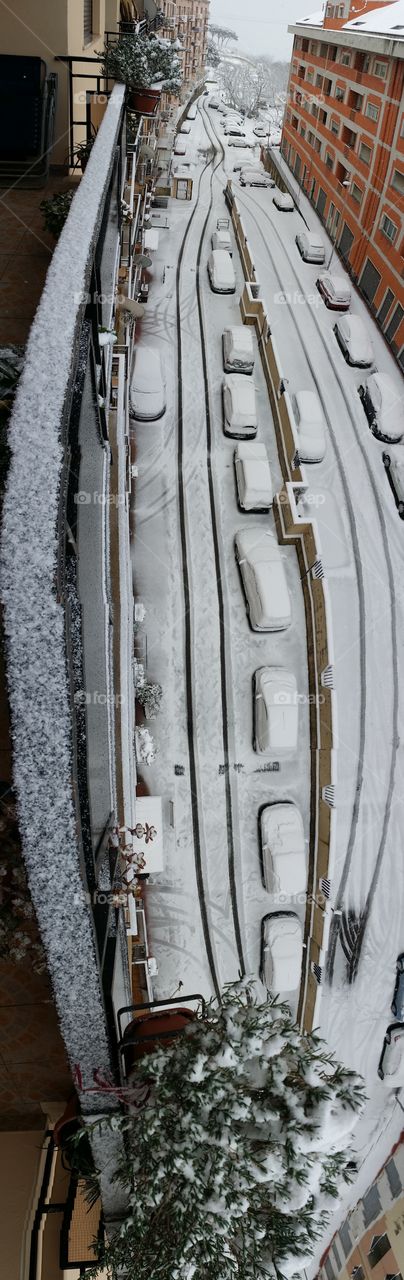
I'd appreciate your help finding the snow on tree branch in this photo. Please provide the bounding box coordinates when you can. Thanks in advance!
[87,980,365,1280]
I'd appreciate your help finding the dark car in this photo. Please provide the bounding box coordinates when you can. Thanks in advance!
[392,953,404,1019]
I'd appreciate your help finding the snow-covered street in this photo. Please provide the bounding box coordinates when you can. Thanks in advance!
[131,91,404,1249]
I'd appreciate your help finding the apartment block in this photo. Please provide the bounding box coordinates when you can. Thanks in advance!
[318,1132,404,1280]
[281,0,404,366]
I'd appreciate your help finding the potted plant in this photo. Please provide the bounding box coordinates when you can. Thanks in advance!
[40,191,75,239]
[72,125,98,172]
[100,34,182,113]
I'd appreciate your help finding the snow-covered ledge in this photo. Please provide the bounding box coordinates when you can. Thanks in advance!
[0,86,126,1103]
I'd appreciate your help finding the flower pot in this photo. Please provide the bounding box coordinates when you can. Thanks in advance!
[127,88,161,114]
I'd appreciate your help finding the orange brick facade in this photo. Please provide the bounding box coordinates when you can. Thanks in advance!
[281,3,404,366]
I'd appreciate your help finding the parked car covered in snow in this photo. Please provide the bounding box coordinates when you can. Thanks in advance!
[222,325,254,373]
[130,346,166,421]
[228,137,255,148]
[235,527,290,631]
[187,104,197,120]
[253,667,298,756]
[358,372,404,442]
[211,228,232,253]
[295,231,326,264]
[207,250,236,294]
[316,272,351,310]
[180,121,191,134]
[292,390,326,463]
[174,137,187,156]
[224,125,246,137]
[383,448,404,516]
[260,912,303,992]
[234,442,272,510]
[253,124,268,137]
[273,190,294,211]
[222,374,258,438]
[260,804,306,895]
[378,1023,404,1085]
[333,315,374,368]
[240,169,274,187]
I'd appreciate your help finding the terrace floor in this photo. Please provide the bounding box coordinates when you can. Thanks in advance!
[0,173,79,346]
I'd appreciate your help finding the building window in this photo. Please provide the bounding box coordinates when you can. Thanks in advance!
[373,61,387,79]
[391,169,404,196]
[368,1234,391,1268]
[363,1186,382,1226]
[307,130,314,145]
[366,101,379,121]
[311,41,318,54]
[331,119,339,135]
[381,214,398,243]
[359,141,372,164]
[333,1242,342,1270]
[335,86,345,101]
[83,0,93,43]
[325,1258,335,1280]
[320,43,328,56]
[385,305,404,343]
[351,182,363,204]
[378,288,394,327]
[300,124,306,137]
[339,1222,352,1259]
[326,153,334,169]
[386,1159,402,1198]
[306,68,314,82]
[341,52,351,66]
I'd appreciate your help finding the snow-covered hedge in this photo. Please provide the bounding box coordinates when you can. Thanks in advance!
[88,980,365,1280]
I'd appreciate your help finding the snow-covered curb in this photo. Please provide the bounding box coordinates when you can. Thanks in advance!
[0,86,126,1099]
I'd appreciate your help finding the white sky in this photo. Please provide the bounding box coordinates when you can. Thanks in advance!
[208,0,317,60]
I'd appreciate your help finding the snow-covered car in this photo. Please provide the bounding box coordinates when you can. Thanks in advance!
[207,250,236,294]
[358,372,404,443]
[292,390,326,463]
[273,190,294,212]
[391,955,404,1019]
[130,346,166,421]
[240,169,274,187]
[180,121,191,134]
[378,1024,404,1085]
[228,137,255,148]
[174,138,187,156]
[235,527,291,631]
[268,130,282,147]
[295,231,326,264]
[253,124,268,137]
[316,273,351,310]
[234,442,272,510]
[383,448,404,516]
[222,325,254,373]
[209,98,220,109]
[224,125,246,137]
[253,667,298,756]
[260,912,303,992]
[333,315,374,368]
[211,228,232,254]
[187,104,197,119]
[260,803,306,895]
[222,374,258,438]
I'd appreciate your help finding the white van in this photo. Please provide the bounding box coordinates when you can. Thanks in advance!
[223,326,254,373]
[234,442,272,510]
[207,250,236,294]
[235,527,291,631]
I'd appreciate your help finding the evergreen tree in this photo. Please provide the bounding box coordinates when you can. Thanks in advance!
[88,981,365,1280]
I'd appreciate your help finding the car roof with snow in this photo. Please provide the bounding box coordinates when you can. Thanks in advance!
[319,273,350,298]
[224,326,254,356]
[225,375,256,414]
[295,390,324,423]
[132,346,162,391]
[236,527,281,563]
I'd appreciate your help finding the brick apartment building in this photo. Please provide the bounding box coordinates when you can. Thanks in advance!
[317,1131,404,1280]
[281,0,404,367]
[143,0,209,93]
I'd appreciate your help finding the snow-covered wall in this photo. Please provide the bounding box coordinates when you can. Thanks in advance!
[0,86,126,1101]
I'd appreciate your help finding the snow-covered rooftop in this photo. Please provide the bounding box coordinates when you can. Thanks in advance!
[296,0,404,36]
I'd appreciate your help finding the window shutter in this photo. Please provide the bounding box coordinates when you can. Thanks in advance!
[84,0,93,43]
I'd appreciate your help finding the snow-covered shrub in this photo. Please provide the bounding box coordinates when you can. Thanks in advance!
[40,191,75,238]
[100,34,182,93]
[135,678,162,720]
[135,726,156,765]
[86,980,365,1280]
